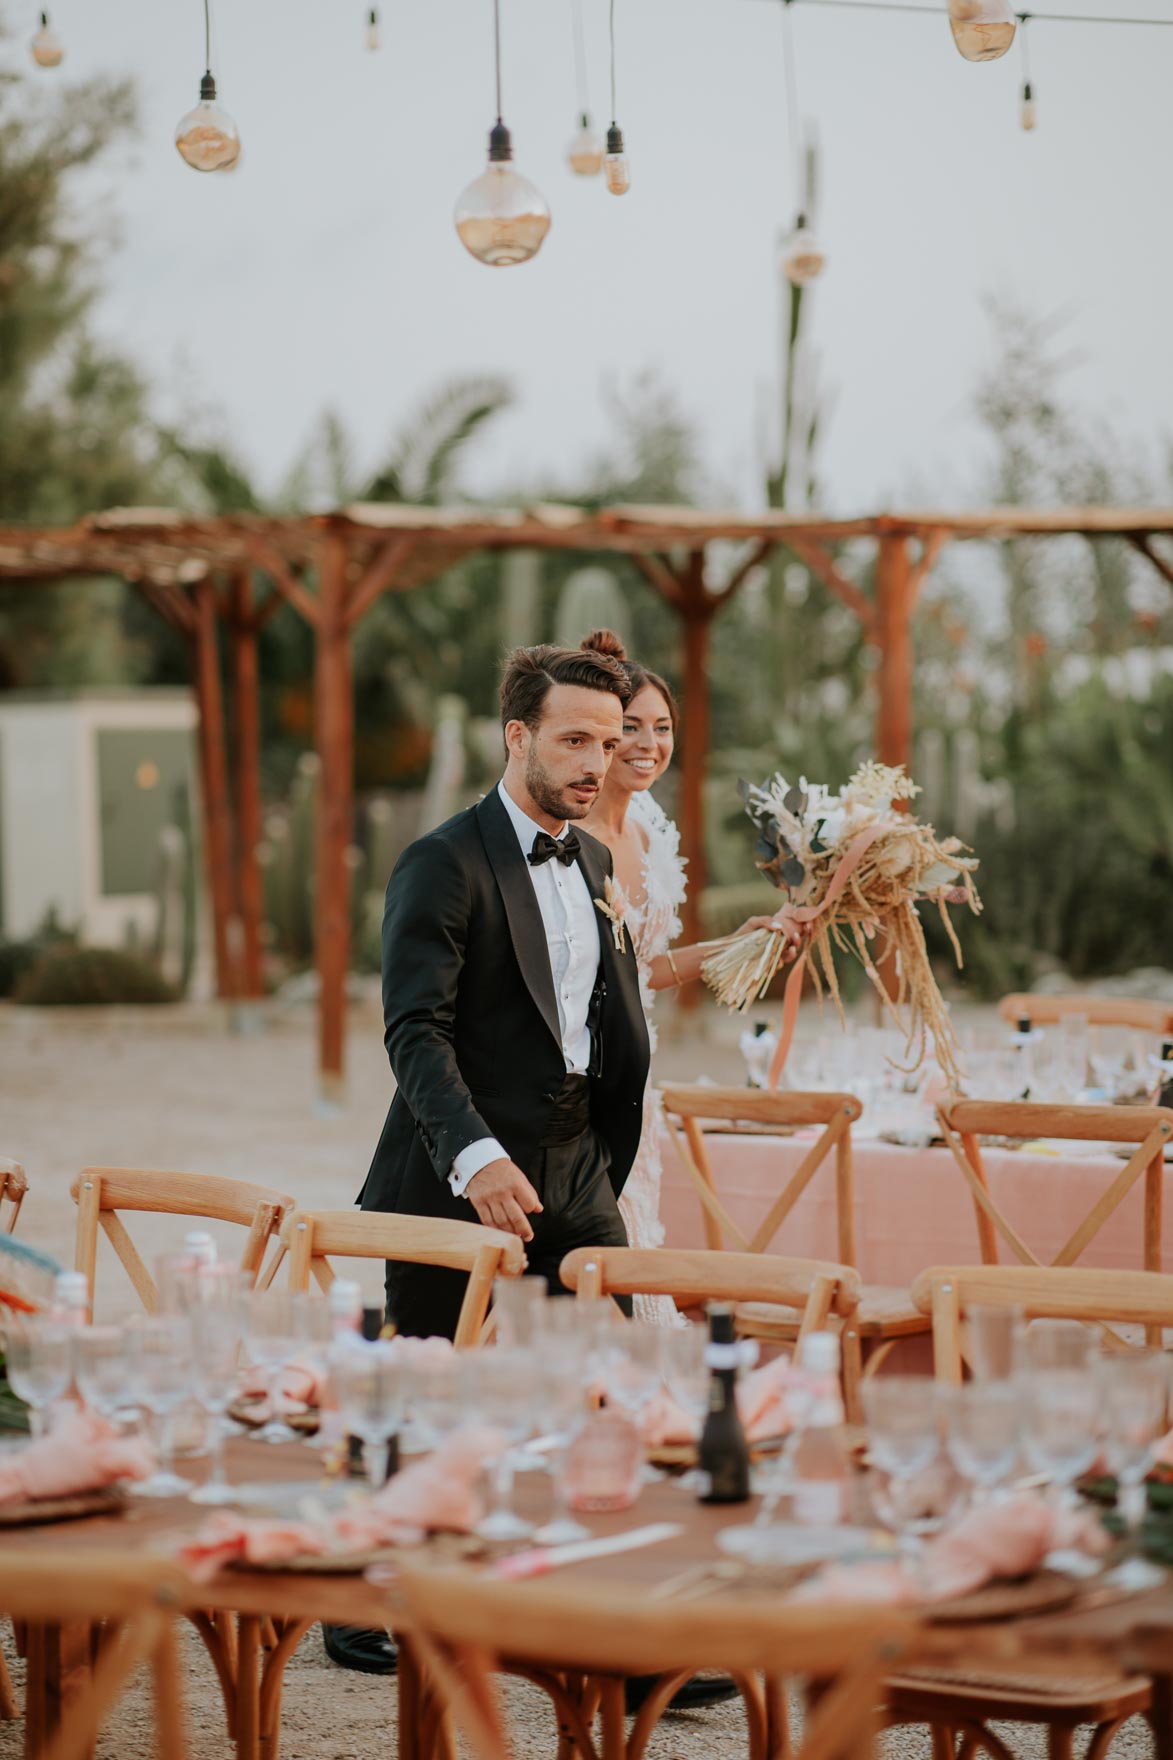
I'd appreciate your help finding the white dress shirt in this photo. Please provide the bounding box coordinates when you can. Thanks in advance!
[449,781,601,1197]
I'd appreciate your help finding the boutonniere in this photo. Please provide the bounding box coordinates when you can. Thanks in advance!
[594,876,628,954]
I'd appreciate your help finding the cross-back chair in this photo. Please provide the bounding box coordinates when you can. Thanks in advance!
[279,1209,526,1349]
[891,1262,1164,1760]
[936,1100,1173,1340]
[998,993,1173,1036]
[0,1552,191,1760]
[0,1160,27,1234]
[70,1166,295,1315]
[660,1084,929,1400]
[388,1558,920,1760]
[560,1244,861,1347]
[912,1263,1173,1383]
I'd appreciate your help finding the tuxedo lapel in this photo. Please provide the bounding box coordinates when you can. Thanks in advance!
[574,828,643,1033]
[476,790,562,1052]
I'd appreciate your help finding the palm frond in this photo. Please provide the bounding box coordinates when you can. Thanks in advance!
[361,375,513,505]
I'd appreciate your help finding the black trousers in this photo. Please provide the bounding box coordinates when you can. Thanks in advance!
[386,1078,629,1341]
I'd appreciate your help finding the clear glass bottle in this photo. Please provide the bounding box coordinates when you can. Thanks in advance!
[182,1230,217,1268]
[51,1270,90,1328]
[1010,1014,1037,1100]
[790,1331,851,1525]
[740,1019,777,1089]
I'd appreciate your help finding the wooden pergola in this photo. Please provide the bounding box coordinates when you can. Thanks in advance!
[2,502,1171,1097]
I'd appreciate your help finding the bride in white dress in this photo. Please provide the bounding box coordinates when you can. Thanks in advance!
[577,631,787,1323]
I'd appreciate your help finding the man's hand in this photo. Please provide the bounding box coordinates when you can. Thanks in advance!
[465,1158,543,1241]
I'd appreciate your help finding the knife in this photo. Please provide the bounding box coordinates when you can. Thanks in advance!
[491,1523,684,1581]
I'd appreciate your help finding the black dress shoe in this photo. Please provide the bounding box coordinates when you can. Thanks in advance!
[322,1624,398,1675]
[624,1672,739,1714]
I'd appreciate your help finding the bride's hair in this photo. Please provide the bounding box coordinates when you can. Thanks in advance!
[579,629,679,733]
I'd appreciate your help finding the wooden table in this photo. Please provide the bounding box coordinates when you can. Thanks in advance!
[5,1437,1173,1760]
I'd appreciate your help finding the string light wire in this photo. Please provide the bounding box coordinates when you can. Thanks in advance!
[781,0,803,204]
[570,0,591,116]
[609,0,618,122]
[764,0,1173,25]
[493,0,503,121]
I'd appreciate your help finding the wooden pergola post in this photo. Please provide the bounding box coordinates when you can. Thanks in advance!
[192,574,240,1001]
[228,567,265,1000]
[874,532,914,774]
[313,528,354,1100]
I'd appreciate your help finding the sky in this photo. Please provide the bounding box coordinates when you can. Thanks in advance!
[15,0,1173,513]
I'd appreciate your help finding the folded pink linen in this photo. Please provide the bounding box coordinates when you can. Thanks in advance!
[794,1494,1109,1606]
[239,1357,324,1412]
[0,1408,156,1505]
[640,1355,833,1448]
[177,1423,506,1579]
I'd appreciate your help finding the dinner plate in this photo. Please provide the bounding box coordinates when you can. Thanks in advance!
[925,1567,1082,1623]
[228,1398,320,1435]
[715,1521,887,1568]
[0,1487,128,1527]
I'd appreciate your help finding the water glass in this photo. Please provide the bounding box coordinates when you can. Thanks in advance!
[131,1313,195,1497]
[1021,1369,1100,1500]
[598,1323,663,1425]
[964,1304,1022,1381]
[471,1348,538,1542]
[943,1381,1021,1500]
[4,1320,72,1437]
[532,1339,592,1545]
[404,1355,469,1453]
[1099,1351,1169,1531]
[662,1324,708,1439]
[189,1270,249,1505]
[243,1290,299,1445]
[1022,1319,1098,1375]
[334,1342,404,1490]
[491,1277,548,1349]
[74,1325,138,1427]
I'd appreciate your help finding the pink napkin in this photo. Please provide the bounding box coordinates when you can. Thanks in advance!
[795,1494,1109,1606]
[177,1424,505,1579]
[0,1408,156,1505]
[641,1356,832,1448]
[239,1357,324,1413]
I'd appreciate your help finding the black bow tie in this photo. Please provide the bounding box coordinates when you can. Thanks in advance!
[529,829,581,869]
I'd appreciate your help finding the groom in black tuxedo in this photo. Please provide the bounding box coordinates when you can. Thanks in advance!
[358,640,651,1341]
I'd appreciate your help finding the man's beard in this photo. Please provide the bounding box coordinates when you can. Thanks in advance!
[525,748,597,821]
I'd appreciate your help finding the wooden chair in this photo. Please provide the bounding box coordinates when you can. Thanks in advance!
[280,1209,527,1349]
[560,1244,861,1346]
[889,1262,1164,1760]
[936,1100,1173,1338]
[0,1160,27,1233]
[0,1552,191,1760]
[660,1084,929,1397]
[70,1166,295,1315]
[911,1263,1173,1384]
[389,1558,919,1760]
[998,993,1173,1036]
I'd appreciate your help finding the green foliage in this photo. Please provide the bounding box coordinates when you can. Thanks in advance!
[0,910,76,998]
[15,946,178,1006]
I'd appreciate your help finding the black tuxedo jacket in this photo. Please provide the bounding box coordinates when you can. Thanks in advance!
[358,787,651,1224]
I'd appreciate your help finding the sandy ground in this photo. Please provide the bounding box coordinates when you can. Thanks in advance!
[0,998,1155,1759]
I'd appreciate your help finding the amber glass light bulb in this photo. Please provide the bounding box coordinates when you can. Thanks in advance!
[782,215,825,286]
[603,123,630,196]
[948,0,1016,62]
[175,72,241,173]
[366,8,380,51]
[1020,81,1037,131]
[31,12,63,67]
[454,121,551,266]
[567,114,604,177]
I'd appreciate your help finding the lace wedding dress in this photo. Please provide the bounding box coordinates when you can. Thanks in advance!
[616,789,688,1326]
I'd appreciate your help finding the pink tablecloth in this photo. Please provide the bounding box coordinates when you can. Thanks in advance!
[659,1128,1171,1287]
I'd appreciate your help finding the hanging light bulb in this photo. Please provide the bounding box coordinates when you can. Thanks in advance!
[567,114,604,177]
[948,0,1016,62]
[603,123,630,195]
[175,71,240,171]
[30,11,64,67]
[781,213,825,286]
[454,121,551,266]
[454,0,551,267]
[366,7,380,51]
[1020,79,1037,130]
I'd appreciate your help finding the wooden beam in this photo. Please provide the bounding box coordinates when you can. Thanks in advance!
[243,536,321,630]
[1128,533,1173,593]
[907,529,949,607]
[345,533,419,628]
[229,568,265,1000]
[714,538,775,607]
[132,581,197,638]
[193,577,240,1002]
[313,531,354,1100]
[782,535,875,632]
[630,552,686,612]
[250,586,288,632]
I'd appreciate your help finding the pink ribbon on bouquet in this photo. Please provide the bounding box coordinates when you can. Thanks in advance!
[766,824,888,1089]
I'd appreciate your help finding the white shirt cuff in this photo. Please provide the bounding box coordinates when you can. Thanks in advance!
[450,1137,507,1197]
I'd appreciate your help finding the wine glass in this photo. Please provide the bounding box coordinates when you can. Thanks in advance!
[599,1323,663,1427]
[334,1342,404,1490]
[1020,1368,1101,1504]
[532,1338,592,1546]
[1022,1319,1098,1375]
[1099,1351,1169,1535]
[4,1320,72,1438]
[74,1324,138,1428]
[130,1313,195,1497]
[404,1354,468,1454]
[862,1377,941,1553]
[243,1290,299,1445]
[189,1269,249,1505]
[943,1381,1021,1502]
[292,1293,334,1450]
[492,1277,548,1349]
[471,1348,538,1542]
[964,1304,1023,1381]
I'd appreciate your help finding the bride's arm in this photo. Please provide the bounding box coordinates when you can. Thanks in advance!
[647,916,802,992]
